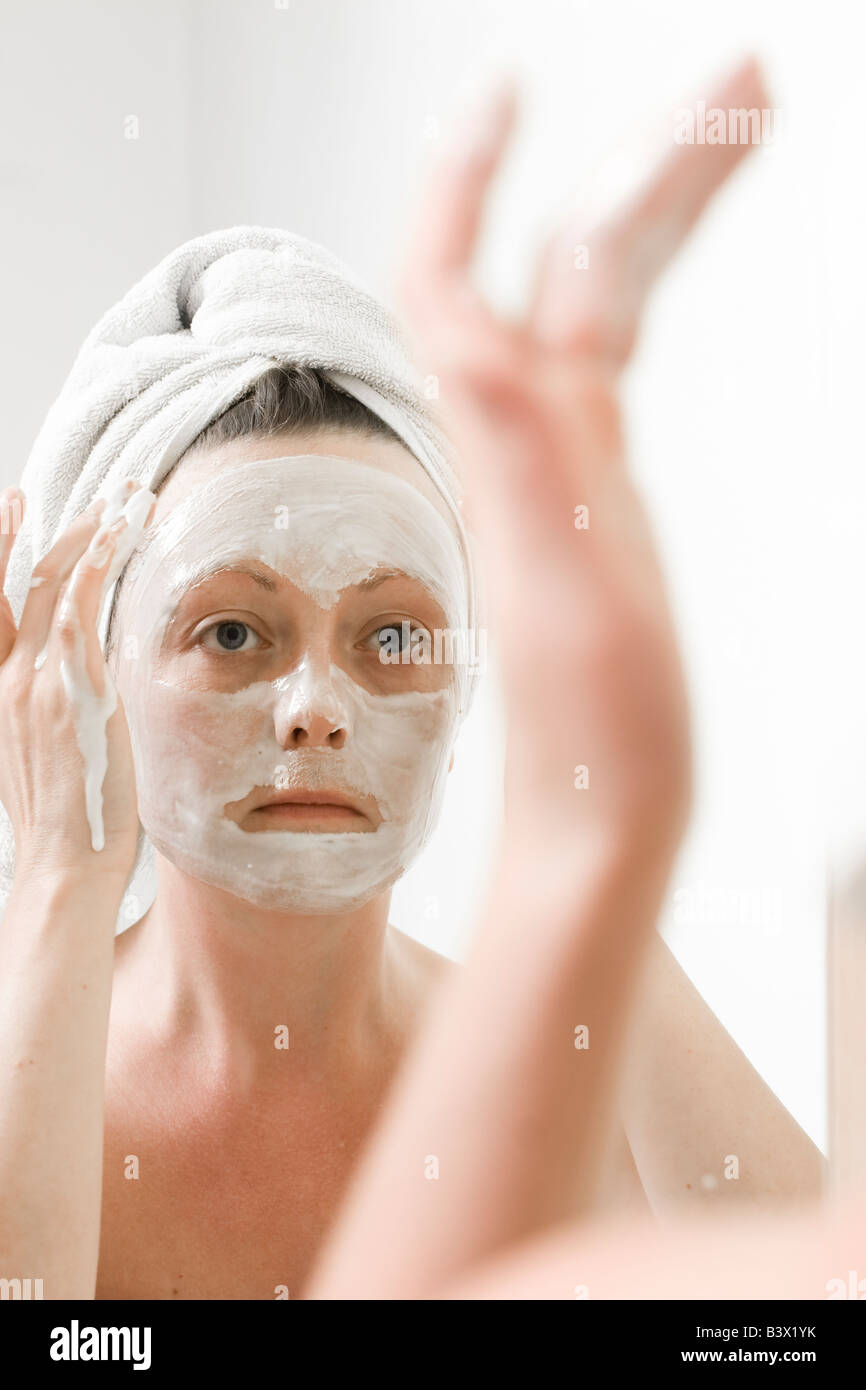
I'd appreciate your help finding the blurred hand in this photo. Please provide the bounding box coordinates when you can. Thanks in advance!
[397,58,768,865]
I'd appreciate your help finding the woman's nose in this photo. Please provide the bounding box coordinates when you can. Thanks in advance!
[272,657,351,751]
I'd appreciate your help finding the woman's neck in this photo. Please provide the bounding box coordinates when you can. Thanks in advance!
[113,856,413,1092]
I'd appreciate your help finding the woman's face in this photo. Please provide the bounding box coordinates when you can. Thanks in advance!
[111,429,470,914]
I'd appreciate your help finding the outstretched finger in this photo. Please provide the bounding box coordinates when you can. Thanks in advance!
[396,74,520,355]
[530,55,771,361]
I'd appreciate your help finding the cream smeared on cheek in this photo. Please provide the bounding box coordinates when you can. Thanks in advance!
[116,455,469,914]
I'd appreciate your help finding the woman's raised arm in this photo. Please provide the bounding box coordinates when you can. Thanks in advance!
[0,486,147,1298]
[305,59,779,1300]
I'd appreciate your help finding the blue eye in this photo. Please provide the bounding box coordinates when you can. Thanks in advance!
[379,625,406,651]
[368,623,414,654]
[201,620,261,652]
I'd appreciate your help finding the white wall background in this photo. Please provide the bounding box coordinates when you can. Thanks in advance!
[3,0,861,1149]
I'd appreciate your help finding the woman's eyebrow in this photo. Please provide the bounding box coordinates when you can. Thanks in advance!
[226,564,279,591]
[162,564,280,626]
[356,568,405,592]
[181,562,280,593]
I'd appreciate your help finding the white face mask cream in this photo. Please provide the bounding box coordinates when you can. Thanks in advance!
[113,454,470,914]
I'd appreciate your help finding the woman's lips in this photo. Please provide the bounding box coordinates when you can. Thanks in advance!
[227,788,379,833]
[250,801,371,830]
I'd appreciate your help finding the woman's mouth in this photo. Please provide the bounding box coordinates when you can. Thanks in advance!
[226,787,379,832]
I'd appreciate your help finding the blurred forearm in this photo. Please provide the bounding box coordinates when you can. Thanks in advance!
[306,829,675,1300]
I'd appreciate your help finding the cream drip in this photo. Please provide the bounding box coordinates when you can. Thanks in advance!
[59,481,156,851]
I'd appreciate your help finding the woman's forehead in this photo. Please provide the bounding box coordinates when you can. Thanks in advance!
[152,427,459,534]
[114,444,469,635]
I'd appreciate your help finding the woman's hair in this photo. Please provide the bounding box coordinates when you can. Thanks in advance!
[179,363,404,460]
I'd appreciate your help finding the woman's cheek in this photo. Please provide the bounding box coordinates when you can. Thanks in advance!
[126,680,272,833]
[359,692,455,824]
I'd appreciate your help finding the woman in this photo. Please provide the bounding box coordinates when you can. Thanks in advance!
[0,57,821,1301]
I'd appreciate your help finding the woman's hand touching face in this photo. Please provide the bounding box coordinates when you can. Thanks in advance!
[0,484,152,883]
[396,58,768,866]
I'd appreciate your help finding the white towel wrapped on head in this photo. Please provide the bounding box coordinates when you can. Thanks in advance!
[0,224,475,927]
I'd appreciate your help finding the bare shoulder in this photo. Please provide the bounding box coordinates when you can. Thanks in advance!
[388,923,460,1001]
